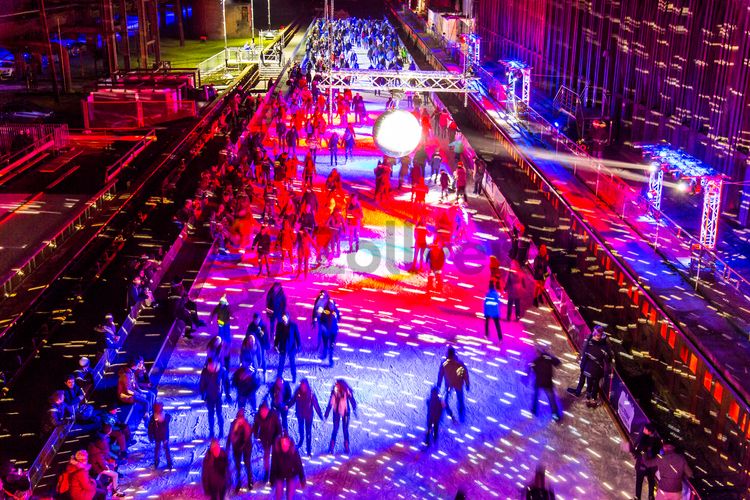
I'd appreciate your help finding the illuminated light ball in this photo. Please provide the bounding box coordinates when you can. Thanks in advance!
[372,109,422,158]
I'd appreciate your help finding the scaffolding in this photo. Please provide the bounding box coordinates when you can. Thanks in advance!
[319,68,478,93]
[497,60,531,114]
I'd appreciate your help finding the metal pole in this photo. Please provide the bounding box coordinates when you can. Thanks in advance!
[267,0,270,28]
[250,0,255,42]
[39,0,61,100]
[221,0,228,67]
[119,0,131,70]
[175,0,184,47]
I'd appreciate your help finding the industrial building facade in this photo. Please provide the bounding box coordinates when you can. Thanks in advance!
[476,0,750,216]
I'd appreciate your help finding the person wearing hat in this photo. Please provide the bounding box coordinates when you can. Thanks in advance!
[74,357,95,396]
[57,449,106,500]
[274,314,301,384]
[270,432,306,498]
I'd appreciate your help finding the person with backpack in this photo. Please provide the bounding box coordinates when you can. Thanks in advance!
[226,409,253,493]
[424,386,445,447]
[525,465,555,499]
[201,439,229,500]
[580,326,614,408]
[289,379,324,457]
[631,423,662,500]
[528,345,562,422]
[324,379,358,455]
[425,241,447,292]
[56,450,105,500]
[253,402,282,483]
[147,402,172,470]
[437,346,470,423]
[312,291,341,367]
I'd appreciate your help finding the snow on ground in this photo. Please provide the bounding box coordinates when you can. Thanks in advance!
[113,54,635,500]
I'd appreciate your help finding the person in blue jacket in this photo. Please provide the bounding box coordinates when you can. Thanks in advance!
[483,282,502,341]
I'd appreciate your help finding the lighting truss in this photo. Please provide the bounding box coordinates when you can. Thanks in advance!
[319,69,478,93]
[647,167,664,212]
[700,177,723,250]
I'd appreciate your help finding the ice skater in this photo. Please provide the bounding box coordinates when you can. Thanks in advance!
[226,408,253,493]
[324,379,357,454]
[437,346,470,423]
[424,387,445,447]
[528,345,562,422]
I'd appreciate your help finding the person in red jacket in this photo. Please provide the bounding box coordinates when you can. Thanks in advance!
[253,402,282,483]
[59,450,102,500]
[226,408,253,493]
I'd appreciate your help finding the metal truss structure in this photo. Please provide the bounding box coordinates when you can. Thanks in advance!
[647,167,664,212]
[700,177,723,249]
[319,69,478,93]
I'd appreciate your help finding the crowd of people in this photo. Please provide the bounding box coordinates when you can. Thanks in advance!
[21,15,696,500]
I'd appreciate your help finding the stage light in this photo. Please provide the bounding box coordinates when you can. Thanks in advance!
[677,180,690,193]
[372,109,422,158]
[649,162,659,173]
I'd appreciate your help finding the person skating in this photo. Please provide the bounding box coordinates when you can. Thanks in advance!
[454,162,467,202]
[631,423,662,500]
[200,358,230,439]
[655,442,692,499]
[473,156,486,195]
[579,326,614,407]
[483,282,502,342]
[328,131,339,166]
[209,296,233,367]
[430,150,442,184]
[266,283,287,345]
[424,386,445,447]
[324,379,358,454]
[232,363,261,413]
[274,313,301,384]
[503,259,526,321]
[410,217,428,272]
[312,290,340,367]
[345,194,363,253]
[253,402,282,483]
[226,409,253,493]
[437,346,470,423]
[242,313,269,378]
[201,439,229,500]
[532,244,550,307]
[270,433,306,499]
[290,379,324,456]
[267,376,293,432]
[425,240,447,292]
[147,402,172,470]
[528,345,562,422]
[566,326,599,398]
[525,465,555,499]
[253,225,273,276]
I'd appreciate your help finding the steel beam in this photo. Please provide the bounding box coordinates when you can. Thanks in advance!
[319,69,478,93]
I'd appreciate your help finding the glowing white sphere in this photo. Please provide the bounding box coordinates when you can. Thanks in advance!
[372,110,422,158]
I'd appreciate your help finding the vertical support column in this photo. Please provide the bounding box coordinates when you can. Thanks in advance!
[136,0,148,68]
[647,167,663,212]
[102,0,119,76]
[699,178,722,250]
[521,66,531,105]
[119,0,131,71]
[150,0,161,65]
[175,0,185,47]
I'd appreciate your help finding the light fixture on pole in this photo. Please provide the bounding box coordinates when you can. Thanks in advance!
[267,0,271,28]
[250,0,255,42]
